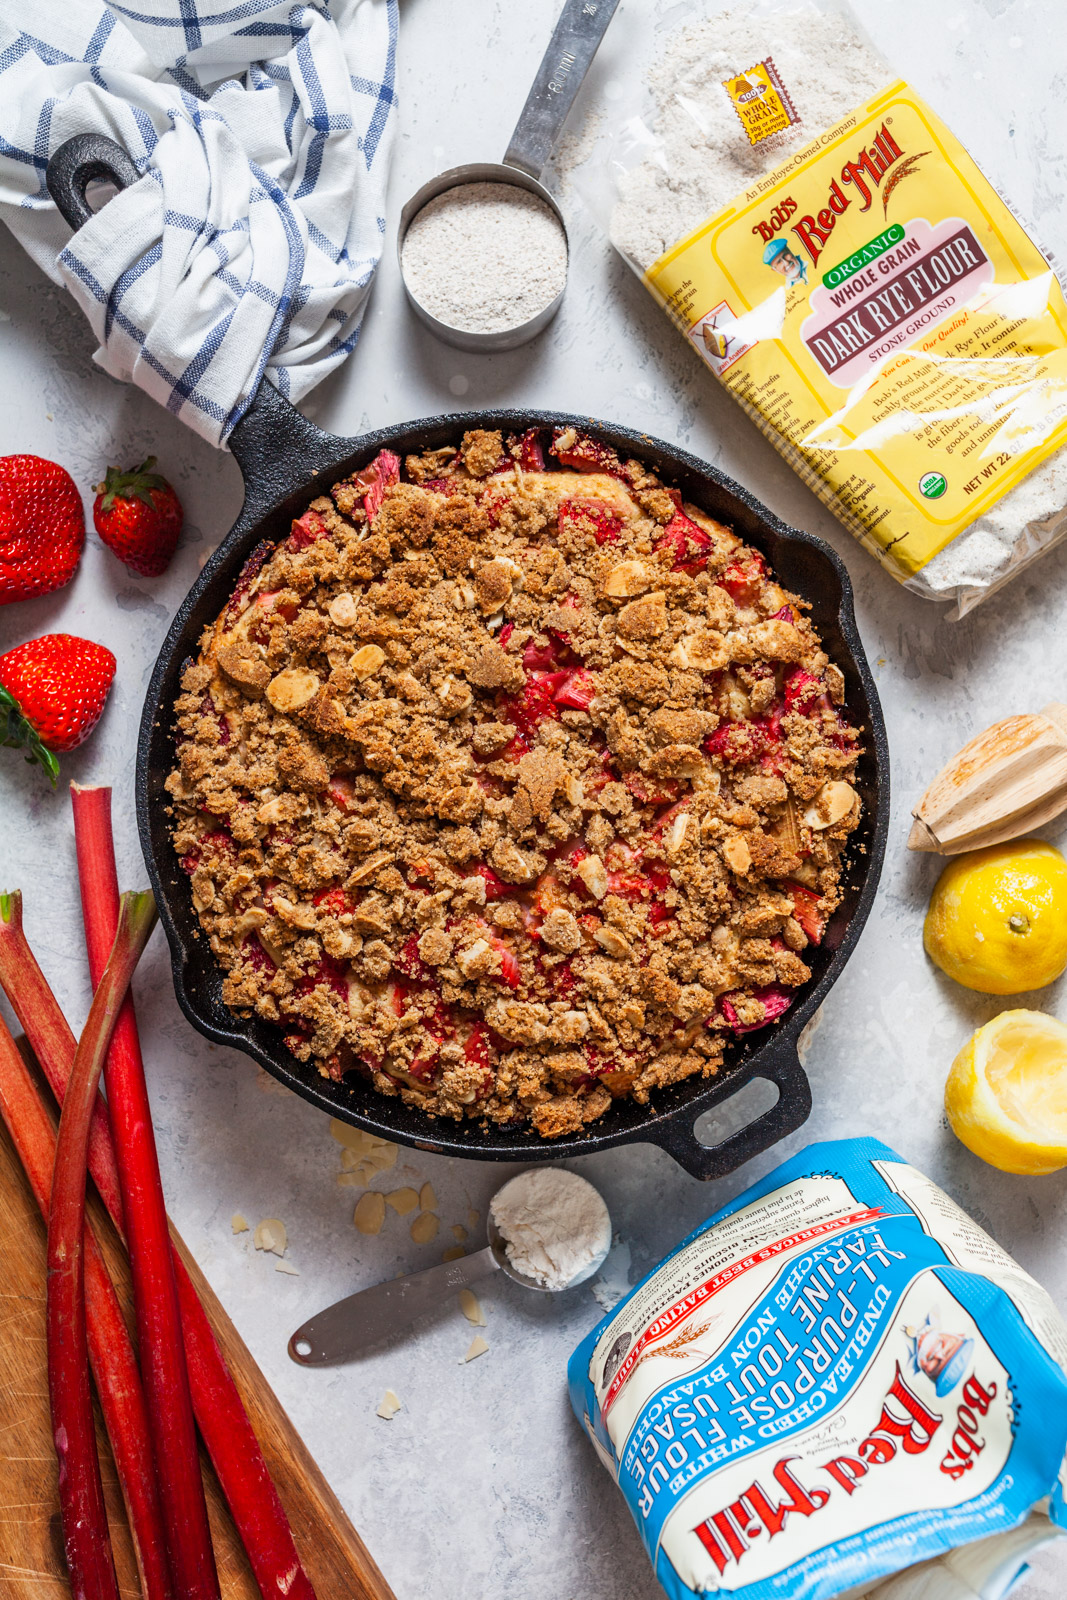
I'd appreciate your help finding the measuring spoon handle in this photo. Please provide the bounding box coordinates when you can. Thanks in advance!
[504,0,621,180]
[288,1246,500,1366]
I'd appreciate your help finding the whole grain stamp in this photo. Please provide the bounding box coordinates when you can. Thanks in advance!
[167,427,862,1138]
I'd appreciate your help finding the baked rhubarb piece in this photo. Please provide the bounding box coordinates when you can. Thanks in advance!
[167,427,862,1137]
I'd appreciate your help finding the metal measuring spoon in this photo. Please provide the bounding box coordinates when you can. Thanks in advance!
[397,0,620,352]
[288,1169,611,1367]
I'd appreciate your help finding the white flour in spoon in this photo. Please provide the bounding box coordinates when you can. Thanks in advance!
[491,1168,611,1291]
[402,182,567,335]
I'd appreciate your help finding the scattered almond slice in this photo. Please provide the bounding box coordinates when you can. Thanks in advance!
[331,1119,372,1150]
[337,1168,372,1187]
[451,1223,468,1243]
[385,1187,420,1216]
[354,1192,386,1235]
[376,1389,402,1421]
[442,1246,466,1262]
[275,1260,300,1276]
[339,1146,361,1171]
[459,1289,486,1326]
[366,1143,398,1172]
[464,1335,489,1363]
[468,1209,479,1230]
[410,1211,439,1244]
[419,1182,437,1212]
[253,1218,288,1257]
[231,1213,249,1234]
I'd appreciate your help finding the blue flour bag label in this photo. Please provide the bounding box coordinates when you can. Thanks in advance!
[568,1140,1067,1598]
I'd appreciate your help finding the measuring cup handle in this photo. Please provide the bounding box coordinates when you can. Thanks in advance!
[288,1246,500,1366]
[504,0,620,180]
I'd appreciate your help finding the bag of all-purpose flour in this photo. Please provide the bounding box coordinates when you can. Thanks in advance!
[569,1140,1067,1600]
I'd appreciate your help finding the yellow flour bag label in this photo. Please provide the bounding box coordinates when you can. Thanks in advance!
[645,83,1067,579]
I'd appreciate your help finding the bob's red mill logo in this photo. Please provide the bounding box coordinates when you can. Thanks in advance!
[751,123,905,265]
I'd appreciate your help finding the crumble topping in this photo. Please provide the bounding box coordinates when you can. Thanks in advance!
[168,425,863,1138]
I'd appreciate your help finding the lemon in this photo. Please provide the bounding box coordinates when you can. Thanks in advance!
[945,1010,1067,1174]
[923,838,1067,994]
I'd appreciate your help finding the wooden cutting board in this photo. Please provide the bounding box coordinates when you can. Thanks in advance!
[0,1056,395,1600]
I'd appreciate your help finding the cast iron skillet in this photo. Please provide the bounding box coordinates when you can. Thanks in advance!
[49,137,889,1181]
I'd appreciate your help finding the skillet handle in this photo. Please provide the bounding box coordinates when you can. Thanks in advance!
[46,133,141,230]
[225,379,356,529]
[648,1039,812,1182]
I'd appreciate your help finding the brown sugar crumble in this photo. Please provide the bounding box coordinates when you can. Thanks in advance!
[167,425,863,1138]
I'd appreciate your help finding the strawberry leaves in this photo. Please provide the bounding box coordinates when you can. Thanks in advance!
[0,683,60,785]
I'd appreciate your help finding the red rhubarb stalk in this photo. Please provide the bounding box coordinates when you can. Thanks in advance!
[0,1002,172,1600]
[47,888,158,1600]
[71,786,220,1600]
[0,887,317,1600]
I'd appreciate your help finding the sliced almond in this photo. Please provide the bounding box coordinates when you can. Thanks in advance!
[385,1186,419,1216]
[337,1166,372,1187]
[452,1223,468,1243]
[419,1183,437,1213]
[576,853,608,900]
[265,667,320,714]
[350,644,386,681]
[410,1211,439,1244]
[376,1389,402,1420]
[274,1260,300,1276]
[455,938,491,978]
[664,812,691,857]
[253,1219,288,1256]
[231,1213,249,1234]
[722,833,752,874]
[803,780,858,830]
[442,1246,466,1262]
[681,630,728,672]
[345,850,394,887]
[354,1192,386,1235]
[328,592,358,627]
[563,773,585,807]
[233,907,268,937]
[459,1289,486,1326]
[365,1142,398,1172]
[464,1335,489,1362]
[603,560,649,598]
[594,926,632,959]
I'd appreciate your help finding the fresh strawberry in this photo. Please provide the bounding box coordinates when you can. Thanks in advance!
[509,428,546,471]
[655,511,713,569]
[224,539,273,621]
[0,454,85,604]
[551,428,624,478]
[395,932,433,983]
[92,457,183,577]
[623,769,680,808]
[0,633,116,783]
[555,668,597,711]
[718,550,767,606]
[288,509,328,550]
[783,667,826,715]
[328,773,356,810]
[346,449,400,522]
[313,886,359,916]
[785,883,825,945]
[467,863,513,900]
[719,984,793,1033]
[558,498,623,546]
[500,674,564,737]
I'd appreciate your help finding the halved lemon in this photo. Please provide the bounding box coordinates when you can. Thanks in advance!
[945,1010,1067,1175]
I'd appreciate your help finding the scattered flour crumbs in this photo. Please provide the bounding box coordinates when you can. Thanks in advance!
[606,2,1067,610]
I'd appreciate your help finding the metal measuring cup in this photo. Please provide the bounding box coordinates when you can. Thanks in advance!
[397,0,620,353]
[287,1169,612,1366]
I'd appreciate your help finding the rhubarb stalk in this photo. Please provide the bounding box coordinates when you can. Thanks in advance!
[0,1007,173,1600]
[71,786,220,1600]
[0,888,318,1600]
[47,889,158,1600]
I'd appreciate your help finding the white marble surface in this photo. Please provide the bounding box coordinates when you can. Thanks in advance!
[2,1,1067,1596]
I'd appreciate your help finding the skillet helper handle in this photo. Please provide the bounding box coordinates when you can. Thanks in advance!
[504,0,621,179]
[46,133,141,230]
[288,1245,501,1367]
[649,1040,812,1182]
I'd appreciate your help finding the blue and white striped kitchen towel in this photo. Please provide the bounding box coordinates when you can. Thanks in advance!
[0,0,398,447]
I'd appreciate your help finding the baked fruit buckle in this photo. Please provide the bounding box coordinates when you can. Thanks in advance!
[167,425,863,1139]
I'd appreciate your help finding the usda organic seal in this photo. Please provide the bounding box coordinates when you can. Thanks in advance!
[919,471,948,499]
